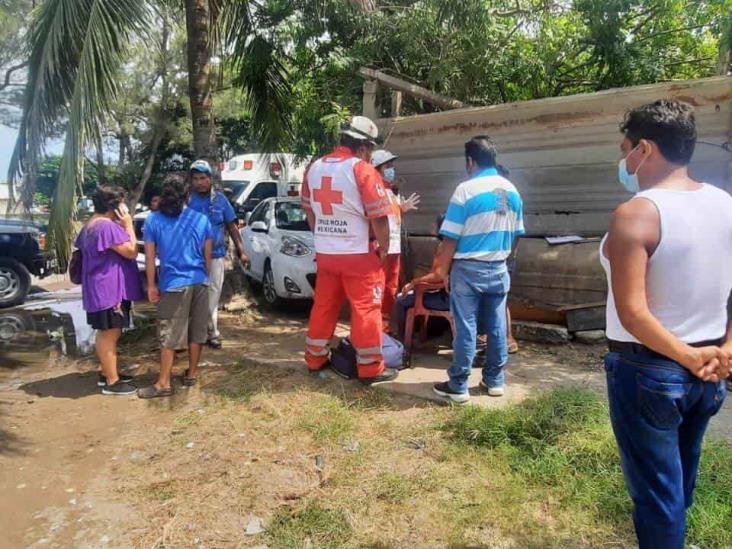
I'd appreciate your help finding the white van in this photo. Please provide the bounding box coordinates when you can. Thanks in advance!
[221,153,309,220]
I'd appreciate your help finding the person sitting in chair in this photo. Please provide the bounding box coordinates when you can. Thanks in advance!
[392,214,450,340]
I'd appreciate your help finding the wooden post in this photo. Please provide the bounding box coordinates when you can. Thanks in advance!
[359,67,467,110]
[391,90,403,117]
[363,79,379,120]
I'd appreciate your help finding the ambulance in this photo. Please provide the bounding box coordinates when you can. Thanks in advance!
[221,153,309,221]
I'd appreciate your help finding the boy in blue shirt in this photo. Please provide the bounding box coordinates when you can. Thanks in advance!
[187,160,247,349]
[138,176,214,398]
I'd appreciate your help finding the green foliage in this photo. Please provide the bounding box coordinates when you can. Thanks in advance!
[286,0,726,112]
[11,0,730,257]
[34,155,100,201]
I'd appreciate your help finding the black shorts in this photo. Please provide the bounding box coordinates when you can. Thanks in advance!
[86,300,131,330]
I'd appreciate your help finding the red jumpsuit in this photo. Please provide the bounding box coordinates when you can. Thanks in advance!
[301,147,392,378]
[381,188,402,327]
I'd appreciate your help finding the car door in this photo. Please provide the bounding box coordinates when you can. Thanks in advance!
[243,201,271,280]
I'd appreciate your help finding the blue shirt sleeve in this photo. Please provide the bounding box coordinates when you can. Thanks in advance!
[143,215,157,244]
[439,187,467,240]
[219,193,237,224]
[205,219,215,241]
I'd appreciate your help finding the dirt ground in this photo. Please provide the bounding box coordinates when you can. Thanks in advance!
[2,290,731,548]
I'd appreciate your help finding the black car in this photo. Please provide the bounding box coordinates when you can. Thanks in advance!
[0,218,56,307]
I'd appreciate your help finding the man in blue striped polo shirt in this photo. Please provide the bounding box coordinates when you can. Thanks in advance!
[433,136,525,403]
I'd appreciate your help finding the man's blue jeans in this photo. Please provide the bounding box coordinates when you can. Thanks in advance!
[604,351,726,549]
[448,259,509,393]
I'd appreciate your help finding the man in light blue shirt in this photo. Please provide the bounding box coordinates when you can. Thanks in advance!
[432,136,525,403]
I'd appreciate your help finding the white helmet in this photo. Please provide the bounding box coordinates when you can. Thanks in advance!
[340,115,379,145]
[371,149,398,168]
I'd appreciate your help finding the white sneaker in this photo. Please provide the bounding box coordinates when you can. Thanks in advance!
[479,381,504,397]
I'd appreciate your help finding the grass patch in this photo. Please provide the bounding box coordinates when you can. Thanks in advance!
[208,362,288,402]
[266,504,353,549]
[373,472,412,503]
[298,394,354,443]
[443,387,732,547]
[687,439,732,547]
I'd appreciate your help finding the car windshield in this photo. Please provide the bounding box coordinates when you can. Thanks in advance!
[274,201,309,231]
[222,181,250,203]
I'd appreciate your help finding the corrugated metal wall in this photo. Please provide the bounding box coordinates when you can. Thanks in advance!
[379,76,732,236]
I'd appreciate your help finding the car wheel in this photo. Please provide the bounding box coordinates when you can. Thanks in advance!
[0,258,31,308]
[0,312,32,344]
[262,262,282,308]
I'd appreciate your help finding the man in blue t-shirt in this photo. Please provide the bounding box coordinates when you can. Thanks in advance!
[139,176,214,399]
[187,159,248,349]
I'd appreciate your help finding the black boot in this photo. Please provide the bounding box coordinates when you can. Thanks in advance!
[359,367,399,385]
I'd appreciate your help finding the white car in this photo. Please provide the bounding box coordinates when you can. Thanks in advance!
[241,197,316,307]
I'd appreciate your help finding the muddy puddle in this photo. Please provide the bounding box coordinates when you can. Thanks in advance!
[0,289,95,376]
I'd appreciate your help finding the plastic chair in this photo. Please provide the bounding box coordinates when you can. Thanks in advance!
[403,279,454,366]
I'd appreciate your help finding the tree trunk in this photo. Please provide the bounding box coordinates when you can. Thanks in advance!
[185,0,218,173]
[127,127,165,212]
[127,15,172,212]
[719,13,732,75]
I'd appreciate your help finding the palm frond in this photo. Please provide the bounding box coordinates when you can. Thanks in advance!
[7,0,87,199]
[12,0,150,265]
[218,0,294,151]
[234,35,293,150]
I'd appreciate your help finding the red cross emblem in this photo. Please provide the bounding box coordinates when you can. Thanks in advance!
[312,176,343,215]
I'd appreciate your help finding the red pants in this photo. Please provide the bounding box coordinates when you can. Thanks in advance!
[381,254,400,326]
[306,253,386,378]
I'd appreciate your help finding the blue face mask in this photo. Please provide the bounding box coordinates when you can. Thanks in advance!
[383,167,396,182]
[618,144,646,193]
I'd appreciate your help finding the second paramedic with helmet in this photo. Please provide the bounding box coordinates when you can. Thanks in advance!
[370,150,420,329]
[301,116,399,383]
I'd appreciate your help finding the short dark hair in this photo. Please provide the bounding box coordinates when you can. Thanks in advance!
[620,100,696,165]
[339,133,373,153]
[496,164,510,177]
[92,185,126,214]
[159,175,188,217]
[465,136,497,169]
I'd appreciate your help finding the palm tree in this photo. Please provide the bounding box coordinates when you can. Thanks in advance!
[7,0,292,265]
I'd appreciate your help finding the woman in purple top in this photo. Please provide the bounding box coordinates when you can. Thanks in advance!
[75,186,144,395]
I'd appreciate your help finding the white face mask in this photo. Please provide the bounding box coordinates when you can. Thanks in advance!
[383,167,396,182]
[618,144,647,193]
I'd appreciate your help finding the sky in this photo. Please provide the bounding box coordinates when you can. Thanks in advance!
[0,124,18,181]
[0,124,64,183]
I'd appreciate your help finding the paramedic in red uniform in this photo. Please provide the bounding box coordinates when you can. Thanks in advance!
[370,149,420,329]
[301,116,400,383]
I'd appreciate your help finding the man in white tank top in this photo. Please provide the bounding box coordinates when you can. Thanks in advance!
[601,99,732,549]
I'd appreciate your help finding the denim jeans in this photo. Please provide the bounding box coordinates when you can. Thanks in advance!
[448,259,509,393]
[604,351,726,549]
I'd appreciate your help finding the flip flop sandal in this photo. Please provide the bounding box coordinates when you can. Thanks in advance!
[182,369,198,387]
[137,385,174,399]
